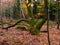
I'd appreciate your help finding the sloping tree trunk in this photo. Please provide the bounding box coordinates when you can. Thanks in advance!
[2,19,29,30]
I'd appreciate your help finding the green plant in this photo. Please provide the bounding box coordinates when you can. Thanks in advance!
[5,8,10,18]
[49,1,60,21]
[33,1,38,15]
[13,0,20,19]
[49,1,56,21]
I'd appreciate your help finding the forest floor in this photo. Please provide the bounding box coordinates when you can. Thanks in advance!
[0,22,60,45]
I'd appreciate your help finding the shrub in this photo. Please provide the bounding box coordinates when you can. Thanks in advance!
[49,1,60,21]
[13,0,20,19]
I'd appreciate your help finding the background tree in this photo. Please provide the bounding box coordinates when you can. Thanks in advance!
[13,0,20,19]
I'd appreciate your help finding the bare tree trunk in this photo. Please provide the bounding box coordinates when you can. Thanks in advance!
[44,0,51,45]
[56,0,59,29]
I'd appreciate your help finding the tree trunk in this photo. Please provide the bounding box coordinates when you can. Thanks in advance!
[2,19,28,30]
[44,0,51,45]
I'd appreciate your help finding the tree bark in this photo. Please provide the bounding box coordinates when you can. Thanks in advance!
[2,19,29,30]
[44,0,51,45]
[56,0,59,29]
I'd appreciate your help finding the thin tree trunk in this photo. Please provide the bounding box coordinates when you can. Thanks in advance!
[56,0,59,29]
[44,0,51,45]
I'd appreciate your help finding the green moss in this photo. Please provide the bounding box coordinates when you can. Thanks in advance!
[17,23,31,30]
[36,18,46,30]
[30,18,46,35]
[17,24,26,29]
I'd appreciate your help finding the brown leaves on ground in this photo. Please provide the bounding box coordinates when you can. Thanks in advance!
[0,25,60,45]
